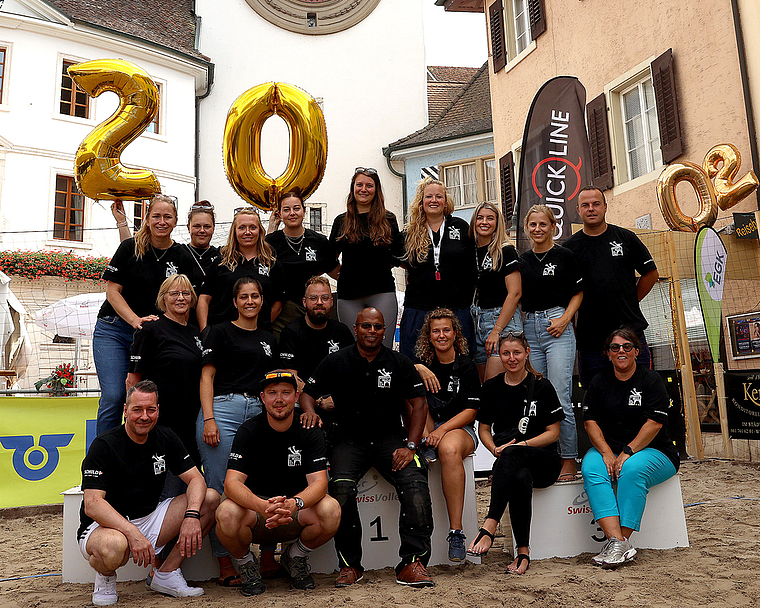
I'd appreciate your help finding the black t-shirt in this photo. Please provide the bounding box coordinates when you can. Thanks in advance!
[203,322,279,396]
[583,366,680,470]
[227,409,328,498]
[304,344,425,441]
[129,315,204,464]
[422,354,480,423]
[265,229,339,303]
[98,238,198,319]
[200,256,285,331]
[183,244,221,289]
[279,317,355,381]
[475,244,520,309]
[478,374,565,454]
[78,425,193,538]
[403,216,477,310]
[519,245,583,313]
[330,212,404,299]
[564,225,657,350]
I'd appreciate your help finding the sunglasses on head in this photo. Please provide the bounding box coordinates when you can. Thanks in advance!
[153,194,178,206]
[609,342,635,352]
[265,371,296,381]
[502,330,524,339]
[191,202,214,211]
[354,167,378,176]
[356,322,385,331]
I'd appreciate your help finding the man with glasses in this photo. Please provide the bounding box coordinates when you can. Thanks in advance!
[300,307,435,588]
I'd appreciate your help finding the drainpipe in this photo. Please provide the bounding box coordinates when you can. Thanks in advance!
[194,13,215,201]
[383,147,408,221]
[731,0,760,209]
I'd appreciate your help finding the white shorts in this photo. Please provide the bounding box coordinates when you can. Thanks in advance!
[79,496,175,562]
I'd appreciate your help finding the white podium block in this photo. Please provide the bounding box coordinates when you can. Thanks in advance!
[62,487,218,584]
[309,456,481,573]
[514,475,689,560]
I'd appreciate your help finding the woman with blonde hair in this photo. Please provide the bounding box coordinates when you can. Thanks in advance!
[93,194,196,435]
[400,177,476,359]
[520,204,583,481]
[330,168,404,348]
[469,202,522,382]
[198,208,285,333]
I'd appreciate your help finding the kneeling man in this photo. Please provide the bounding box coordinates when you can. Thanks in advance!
[78,380,218,605]
[215,370,340,595]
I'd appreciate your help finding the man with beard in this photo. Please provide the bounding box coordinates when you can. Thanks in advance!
[301,308,435,588]
[215,370,340,595]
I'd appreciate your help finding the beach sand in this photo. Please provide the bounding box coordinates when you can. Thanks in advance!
[1,459,759,607]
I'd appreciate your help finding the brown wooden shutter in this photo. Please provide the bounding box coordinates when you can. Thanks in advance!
[651,48,683,163]
[489,0,507,73]
[499,152,516,223]
[528,0,546,39]
[586,92,614,191]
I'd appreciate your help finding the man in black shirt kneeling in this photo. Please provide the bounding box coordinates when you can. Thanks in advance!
[78,380,218,606]
[215,370,340,596]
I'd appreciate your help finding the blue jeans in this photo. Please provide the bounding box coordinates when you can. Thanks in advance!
[93,315,135,436]
[470,304,523,365]
[196,393,262,557]
[581,447,677,531]
[524,307,577,459]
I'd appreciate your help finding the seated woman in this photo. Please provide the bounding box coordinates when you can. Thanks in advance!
[467,331,563,575]
[413,308,480,562]
[581,328,679,569]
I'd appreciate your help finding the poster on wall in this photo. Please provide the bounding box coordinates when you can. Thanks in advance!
[724,371,760,438]
[726,312,760,359]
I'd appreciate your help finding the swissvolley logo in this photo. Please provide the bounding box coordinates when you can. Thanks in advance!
[0,434,74,481]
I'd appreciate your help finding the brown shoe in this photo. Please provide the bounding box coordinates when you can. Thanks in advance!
[335,566,363,588]
[396,560,435,587]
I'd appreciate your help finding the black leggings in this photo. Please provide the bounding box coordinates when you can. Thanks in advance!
[486,445,561,547]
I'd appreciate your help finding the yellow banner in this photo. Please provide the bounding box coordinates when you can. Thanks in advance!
[0,396,98,508]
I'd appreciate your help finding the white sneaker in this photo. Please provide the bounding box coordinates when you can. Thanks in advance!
[92,572,118,606]
[601,538,637,569]
[150,568,205,597]
[591,538,615,566]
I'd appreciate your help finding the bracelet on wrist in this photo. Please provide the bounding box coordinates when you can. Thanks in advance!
[184,510,201,520]
[116,221,128,227]
[204,417,215,422]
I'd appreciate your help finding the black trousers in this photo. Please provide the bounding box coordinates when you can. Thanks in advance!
[329,436,433,573]
[486,445,561,547]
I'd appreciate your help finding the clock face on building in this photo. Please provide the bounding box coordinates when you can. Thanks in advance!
[246,0,382,35]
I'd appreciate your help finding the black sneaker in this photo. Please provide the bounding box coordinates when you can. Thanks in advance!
[447,530,466,562]
[280,549,316,590]
[240,556,265,596]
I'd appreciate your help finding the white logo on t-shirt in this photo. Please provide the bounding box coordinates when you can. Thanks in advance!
[628,388,642,407]
[449,226,461,240]
[305,247,317,261]
[482,255,493,271]
[152,454,166,475]
[258,263,270,276]
[447,376,460,393]
[194,336,204,353]
[610,241,623,257]
[378,368,392,388]
[528,400,537,416]
[543,263,556,276]
[165,261,178,277]
[261,342,272,357]
[327,339,340,354]
[287,446,302,467]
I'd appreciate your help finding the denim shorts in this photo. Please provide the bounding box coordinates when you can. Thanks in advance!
[470,305,523,364]
[433,421,479,452]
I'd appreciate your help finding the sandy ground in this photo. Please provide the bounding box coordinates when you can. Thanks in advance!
[1,459,760,608]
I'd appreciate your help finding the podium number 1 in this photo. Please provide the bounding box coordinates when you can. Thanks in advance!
[369,516,389,541]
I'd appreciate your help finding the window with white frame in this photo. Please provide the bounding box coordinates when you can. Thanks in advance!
[620,76,662,180]
[53,175,85,241]
[484,159,498,203]
[60,60,89,119]
[309,206,322,232]
[441,157,497,208]
[512,0,532,55]
[0,47,7,104]
[145,82,161,135]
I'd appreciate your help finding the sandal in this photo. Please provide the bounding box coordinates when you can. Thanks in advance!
[217,574,242,587]
[507,553,530,575]
[557,472,579,482]
[467,528,495,556]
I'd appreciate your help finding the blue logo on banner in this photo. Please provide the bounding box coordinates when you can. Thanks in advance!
[0,434,74,481]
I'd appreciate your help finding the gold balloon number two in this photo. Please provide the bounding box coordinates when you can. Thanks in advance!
[656,143,758,232]
[69,60,328,211]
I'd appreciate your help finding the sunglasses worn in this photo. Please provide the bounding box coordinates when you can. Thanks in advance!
[609,342,635,353]
[354,167,378,175]
[356,322,385,331]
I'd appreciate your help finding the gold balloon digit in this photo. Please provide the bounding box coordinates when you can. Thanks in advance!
[702,143,759,210]
[656,162,718,232]
[223,82,328,211]
[69,59,160,201]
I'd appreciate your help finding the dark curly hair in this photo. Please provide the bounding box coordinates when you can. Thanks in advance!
[414,308,468,365]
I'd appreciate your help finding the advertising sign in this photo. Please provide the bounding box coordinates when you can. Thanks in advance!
[695,226,727,362]
[724,371,760,438]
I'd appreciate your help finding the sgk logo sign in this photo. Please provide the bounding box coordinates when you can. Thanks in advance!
[0,434,74,481]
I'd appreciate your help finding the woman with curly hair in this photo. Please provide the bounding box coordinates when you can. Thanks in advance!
[198,208,284,333]
[330,168,404,347]
[413,308,480,562]
[93,194,196,435]
[400,177,476,359]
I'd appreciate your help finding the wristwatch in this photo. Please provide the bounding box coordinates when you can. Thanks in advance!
[292,496,304,510]
[622,445,634,456]
[406,441,417,451]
